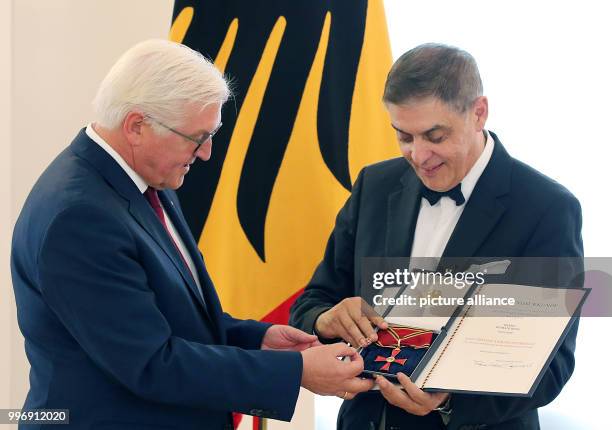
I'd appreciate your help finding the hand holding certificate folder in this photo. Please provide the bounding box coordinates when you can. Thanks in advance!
[356,283,589,397]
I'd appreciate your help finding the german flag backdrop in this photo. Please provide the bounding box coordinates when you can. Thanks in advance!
[169,0,396,337]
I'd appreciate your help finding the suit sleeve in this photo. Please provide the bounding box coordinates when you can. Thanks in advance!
[289,169,365,337]
[448,193,584,428]
[221,313,272,350]
[38,203,302,421]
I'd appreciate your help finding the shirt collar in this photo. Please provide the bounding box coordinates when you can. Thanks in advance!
[86,123,149,194]
[460,130,494,202]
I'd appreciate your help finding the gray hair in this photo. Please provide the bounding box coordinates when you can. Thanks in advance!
[92,39,230,134]
[383,43,483,113]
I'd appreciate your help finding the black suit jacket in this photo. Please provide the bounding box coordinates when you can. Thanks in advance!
[290,132,583,430]
[11,130,303,429]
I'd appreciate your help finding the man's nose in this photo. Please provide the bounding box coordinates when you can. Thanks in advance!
[194,138,212,159]
[410,140,432,166]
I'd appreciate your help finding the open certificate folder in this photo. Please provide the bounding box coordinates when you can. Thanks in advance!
[362,283,589,397]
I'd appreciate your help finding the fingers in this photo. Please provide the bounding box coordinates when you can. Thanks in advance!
[335,390,359,401]
[338,298,383,346]
[340,351,365,378]
[376,374,446,416]
[361,300,388,332]
[369,314,388,331]
[301,344,372,397]
[328,342,359,359]
[338,312,370,347]
[349,303,379,344]
[271,325,320,351]
[291,342,317,352]
[281,325,318,342]
[396,373,443,410]
[342,376,375,394]
[343,347,363,364]
[292,331,319,343]
[396,373,431,405]
[376,376,428,416]
[289,332,319,351]
[345,348,363,363]
[326,343,365,378]
[315,297,387,345]
[354,315,379,344]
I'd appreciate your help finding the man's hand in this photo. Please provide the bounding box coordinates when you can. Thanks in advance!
[261,325,321,351]
[376,373,449,416]
[301,343,374,398]
[315,297,388,347]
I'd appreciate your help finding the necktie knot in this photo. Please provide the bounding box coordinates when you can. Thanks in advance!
[143,187,201,290]
[421,183,465,206]
[144,186,161,207]
[144,187,164,220]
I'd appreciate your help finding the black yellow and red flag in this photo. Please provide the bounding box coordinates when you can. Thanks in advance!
[169,1,396,427]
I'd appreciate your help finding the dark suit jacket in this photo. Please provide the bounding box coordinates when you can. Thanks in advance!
[290,132,583,430]
[11,129,303,430]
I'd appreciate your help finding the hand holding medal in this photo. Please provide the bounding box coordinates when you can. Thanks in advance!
[314,297,388,347]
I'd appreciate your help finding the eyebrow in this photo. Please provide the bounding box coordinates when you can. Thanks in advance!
[191,122,222,137]
[391,124,451,136]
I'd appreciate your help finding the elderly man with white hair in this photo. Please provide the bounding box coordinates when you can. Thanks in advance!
[11,39,372,430]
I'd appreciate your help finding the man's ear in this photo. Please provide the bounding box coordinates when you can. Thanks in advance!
[473,96,488,132]
[123,112,146,147]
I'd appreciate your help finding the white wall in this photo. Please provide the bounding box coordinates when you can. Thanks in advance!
[5,0,175,412]
[1,0,14,414]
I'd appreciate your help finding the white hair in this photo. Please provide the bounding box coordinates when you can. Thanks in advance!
[92,39,230,133]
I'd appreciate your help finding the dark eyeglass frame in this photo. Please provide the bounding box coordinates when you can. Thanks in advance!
[144,115,222,147]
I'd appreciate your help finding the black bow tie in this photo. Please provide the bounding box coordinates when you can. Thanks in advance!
[421,183,465,206]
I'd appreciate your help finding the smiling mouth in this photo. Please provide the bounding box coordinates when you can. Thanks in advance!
[420,163,443,177]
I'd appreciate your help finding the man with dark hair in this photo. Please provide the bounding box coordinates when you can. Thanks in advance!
[290,43,582,430]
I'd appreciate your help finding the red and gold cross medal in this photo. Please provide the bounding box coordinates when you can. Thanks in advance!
[375,347,407,371]
[374,325,433,372]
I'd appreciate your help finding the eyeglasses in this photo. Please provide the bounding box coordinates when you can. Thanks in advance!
[144,115,222,147]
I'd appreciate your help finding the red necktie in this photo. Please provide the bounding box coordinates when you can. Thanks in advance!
[144,187,195,281]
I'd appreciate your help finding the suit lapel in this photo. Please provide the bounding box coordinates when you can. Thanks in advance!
[385,171,422,256]
[70,130,214,323]
[159,191,224,340]
[128,195,212,316]
[441,133,512,259]
[440,187,506,259]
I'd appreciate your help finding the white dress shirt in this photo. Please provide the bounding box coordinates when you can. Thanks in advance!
[85,124,203,297]
[377,132,494,430]
[410,131,494,266]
